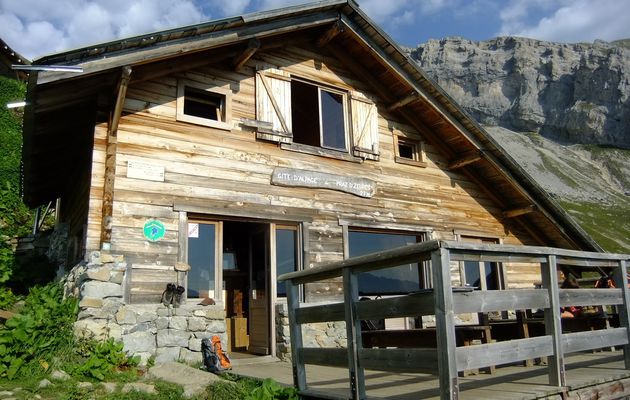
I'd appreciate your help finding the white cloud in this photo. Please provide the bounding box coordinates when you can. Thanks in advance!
[0,0,206,60]
[499,0,630,43]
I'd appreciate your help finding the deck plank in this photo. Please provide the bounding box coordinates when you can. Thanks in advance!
[232,351,630,399]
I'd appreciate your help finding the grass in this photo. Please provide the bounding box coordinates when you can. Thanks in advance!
[0,368,283,400]
[560,198,630,253]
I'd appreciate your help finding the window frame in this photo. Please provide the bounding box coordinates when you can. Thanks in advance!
[457,234,506,291]
[291,77,350,153]
[185,219,223,302]
[176,80,232,131]
[344,225,431,296]
[393,130,427,168]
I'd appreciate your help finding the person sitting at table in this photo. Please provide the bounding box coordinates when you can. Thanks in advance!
[560,276,582,318]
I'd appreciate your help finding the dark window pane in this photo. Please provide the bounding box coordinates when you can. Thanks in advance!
[291,81,320,146]
[184,87,222,121]
[398,142,415,159]
[485,262,499,290]
[349,231,420,295]
[276,229,297,297]
[464,261,481,288]
[320,90,346,150]
[188,223,215,298]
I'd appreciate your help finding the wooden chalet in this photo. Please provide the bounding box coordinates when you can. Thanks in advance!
[0,38,29,80]
[21,0,626,387]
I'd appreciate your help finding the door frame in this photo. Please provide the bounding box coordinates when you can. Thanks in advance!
[179,212,304,357]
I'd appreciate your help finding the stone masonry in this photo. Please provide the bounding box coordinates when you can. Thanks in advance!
[63,251,226,365]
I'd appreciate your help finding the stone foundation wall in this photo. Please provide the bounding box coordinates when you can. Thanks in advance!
[275,303,346,362]
[64,252,226,365]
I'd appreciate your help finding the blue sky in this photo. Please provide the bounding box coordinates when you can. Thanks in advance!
[1,0,629,61]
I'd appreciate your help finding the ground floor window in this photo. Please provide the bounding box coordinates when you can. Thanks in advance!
[459,235,504,290]
[348,229,428,296]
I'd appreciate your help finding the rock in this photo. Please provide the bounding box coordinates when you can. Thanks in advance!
[86,266,112,282]
[169,316,188,331]
[38,379,52,388]
[179,347,202,364]
[74,319,109,339]
[115,306,138,325]
[155,346,181,363]
[188,317,207,332]
[78,297,103,309]
[50,369,71,381]
[147,362,222,398]
[81,281,122,298]
[77,382,93,390]
[122,331,156,353]
[122,382,156,395]
[102,382,118,393]
[157,329,190,347]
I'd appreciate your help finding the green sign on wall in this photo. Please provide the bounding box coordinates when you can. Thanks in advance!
[143,219,166,242]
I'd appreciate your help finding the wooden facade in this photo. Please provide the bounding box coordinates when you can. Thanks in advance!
[22,0,606,359]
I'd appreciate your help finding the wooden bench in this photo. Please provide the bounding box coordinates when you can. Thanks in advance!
[362,325,494,375]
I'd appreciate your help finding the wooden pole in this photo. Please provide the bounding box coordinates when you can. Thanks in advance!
[343,267,366,399]
[286,280,307,391]
[432,247,459,400]
[542,255,565,387]
[614,260,630,369]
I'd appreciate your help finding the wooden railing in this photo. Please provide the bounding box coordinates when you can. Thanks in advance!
[278,240,630,400]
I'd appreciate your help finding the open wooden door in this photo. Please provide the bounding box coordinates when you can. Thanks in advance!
[248,226,270,354]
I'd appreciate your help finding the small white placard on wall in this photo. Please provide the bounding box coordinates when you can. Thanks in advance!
[188,223,199,238]
[127,160,165,182]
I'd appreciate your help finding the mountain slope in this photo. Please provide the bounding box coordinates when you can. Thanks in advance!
[408,37,630,253]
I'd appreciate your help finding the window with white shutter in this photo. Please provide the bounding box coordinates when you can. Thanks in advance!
[254,67,293,143]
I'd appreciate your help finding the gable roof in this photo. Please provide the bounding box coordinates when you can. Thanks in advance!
[22,0,602,252]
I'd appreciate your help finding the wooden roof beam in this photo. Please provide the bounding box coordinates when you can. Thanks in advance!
[387,93,419,112]
[316,20,344,47]
[448,151,484,170]
[233,38,260,70]
[503,205,537,218]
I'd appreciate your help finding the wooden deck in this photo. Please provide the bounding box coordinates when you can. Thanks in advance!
[232,351,630,399]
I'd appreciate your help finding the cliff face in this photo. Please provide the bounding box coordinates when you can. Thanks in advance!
[410,37,630,148]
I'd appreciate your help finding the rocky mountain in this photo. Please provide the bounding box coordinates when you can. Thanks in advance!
[407,37,630,253]
[410,37,630,147]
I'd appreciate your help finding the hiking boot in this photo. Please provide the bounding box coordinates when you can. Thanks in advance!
[173,285,185,307]
[161,283,176,306]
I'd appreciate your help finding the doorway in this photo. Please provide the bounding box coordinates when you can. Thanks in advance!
[222,221,270,355]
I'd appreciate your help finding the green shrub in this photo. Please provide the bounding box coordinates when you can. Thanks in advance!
[0,282,78,379]
[245,378,298,400]
[72,338,140,381]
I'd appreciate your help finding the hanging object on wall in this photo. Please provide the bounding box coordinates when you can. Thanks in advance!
[143,219,166,242]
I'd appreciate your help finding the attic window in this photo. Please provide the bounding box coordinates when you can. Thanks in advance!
[291,79,348,152]
[394,132,427,167]
[177,81,232,130]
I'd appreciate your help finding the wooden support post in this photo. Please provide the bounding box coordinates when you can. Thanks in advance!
[542,255,565,387]
[448,152,484,170]
[316,20,344,47]
[387,93,418,111]
[503,205,537,218]
[431,247,459,400]
[613,260,630,369]
[100,66,132,247]
[343,267,365,399]
[286,280,307,391]
[233,38,260,70]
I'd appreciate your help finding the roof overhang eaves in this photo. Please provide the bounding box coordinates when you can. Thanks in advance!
[34,9,343,85]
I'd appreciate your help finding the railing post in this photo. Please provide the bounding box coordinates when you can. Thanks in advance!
[286,279,307,391]
[541,255,565,387]
[343,266,366,399]
[613,260,630,369]
[431,247,458,400]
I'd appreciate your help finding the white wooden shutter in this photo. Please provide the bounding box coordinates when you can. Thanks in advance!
[351,93,379,160]
[255,67,292,143]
